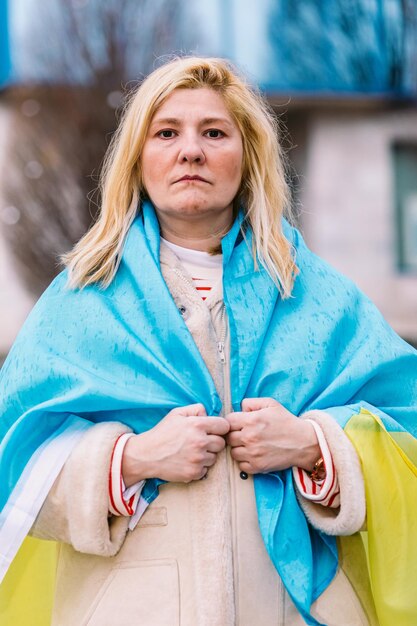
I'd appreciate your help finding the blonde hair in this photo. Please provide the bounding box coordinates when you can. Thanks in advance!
[63,56,297,296]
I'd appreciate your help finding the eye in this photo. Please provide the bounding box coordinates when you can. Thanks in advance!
[205,129,225,139]
[157,129,176,139]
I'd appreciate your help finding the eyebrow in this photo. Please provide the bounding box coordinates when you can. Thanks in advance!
[149,116,234,129]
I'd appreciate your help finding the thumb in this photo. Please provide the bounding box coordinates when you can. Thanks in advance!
[241,397,281,412]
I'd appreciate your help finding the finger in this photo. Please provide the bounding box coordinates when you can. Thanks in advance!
[203,451,217,467]
[181,403,207,417]
[204,417,230,436]
[225,431,244,448]
[198,466,209,480]
[241,397,280,412]
[206,435,226,453]
[237,461,253,475]
[224,412,246,431]
[230,446,247,463]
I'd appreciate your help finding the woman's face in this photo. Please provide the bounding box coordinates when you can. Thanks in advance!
[141,88,243,227]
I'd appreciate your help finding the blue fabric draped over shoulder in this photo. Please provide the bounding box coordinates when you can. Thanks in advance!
[1,200,416,626]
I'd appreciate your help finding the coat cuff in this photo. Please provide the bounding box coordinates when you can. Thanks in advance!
[293,420,340,507]
[109,432,145,517]
[31,421,132,556]
[296,410,366,536]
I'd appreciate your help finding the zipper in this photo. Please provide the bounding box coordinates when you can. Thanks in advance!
[220,304,231,415]
[174,265,228,366]
[172,265,230,410]
[217,304,227,365]
[217,341,226,363]
[218,304,230,412]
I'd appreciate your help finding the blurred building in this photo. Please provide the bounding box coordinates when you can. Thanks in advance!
[263,0,417,346]
[0,0,34,357]
[282,97,417,344]
[1,0,417,362]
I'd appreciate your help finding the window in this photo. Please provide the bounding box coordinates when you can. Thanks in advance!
[392,143,417,272]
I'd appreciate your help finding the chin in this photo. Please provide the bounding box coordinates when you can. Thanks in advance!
[170,198,212,215]
[180,203,211,215]
[153,195,233,220]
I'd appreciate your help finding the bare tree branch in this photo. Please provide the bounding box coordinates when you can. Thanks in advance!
[1,0,200,294]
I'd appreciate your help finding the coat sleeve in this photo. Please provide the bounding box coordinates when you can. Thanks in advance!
[296,410,366,536]
[30,421,132,557]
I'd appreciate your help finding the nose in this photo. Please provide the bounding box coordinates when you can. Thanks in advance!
[177,132,206,164]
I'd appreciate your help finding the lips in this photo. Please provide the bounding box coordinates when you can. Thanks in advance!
[175,175,209,183]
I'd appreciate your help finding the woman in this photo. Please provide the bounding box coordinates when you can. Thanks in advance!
[1,57,416,626]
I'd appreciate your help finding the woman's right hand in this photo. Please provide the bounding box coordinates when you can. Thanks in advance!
[121,404,230,487]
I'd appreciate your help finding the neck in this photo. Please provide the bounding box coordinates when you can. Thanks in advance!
[157,208,233,252]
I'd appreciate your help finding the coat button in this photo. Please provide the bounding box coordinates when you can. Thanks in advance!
[240,471,248,480]
[178,305,187,316]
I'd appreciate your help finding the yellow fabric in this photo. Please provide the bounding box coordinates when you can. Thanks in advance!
[344,409,417,626]
[0,537,56,625]
[338,533,379,626]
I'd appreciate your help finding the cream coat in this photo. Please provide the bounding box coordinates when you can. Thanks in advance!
[32,244,370,625]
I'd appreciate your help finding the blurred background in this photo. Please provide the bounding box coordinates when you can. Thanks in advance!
[1,0,416,364]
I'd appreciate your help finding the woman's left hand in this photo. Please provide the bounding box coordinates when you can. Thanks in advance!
[225,397,320,475]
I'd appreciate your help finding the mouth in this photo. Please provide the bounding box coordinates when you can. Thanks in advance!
[175,175,210,183]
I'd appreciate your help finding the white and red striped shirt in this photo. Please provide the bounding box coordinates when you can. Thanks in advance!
[292,420,340,508]
[161,238,222,300]
[109,433,148,529]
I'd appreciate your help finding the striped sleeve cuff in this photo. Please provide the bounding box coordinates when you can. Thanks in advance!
[292,420,340,509]
[109,433,145,517]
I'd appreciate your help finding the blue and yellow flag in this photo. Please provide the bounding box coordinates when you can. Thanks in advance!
[343,408,417,626]
[1,202,416,624]
[0,538,56,625]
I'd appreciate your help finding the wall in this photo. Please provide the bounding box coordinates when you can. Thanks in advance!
[302,108,417,341]
[0,104,34,357]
